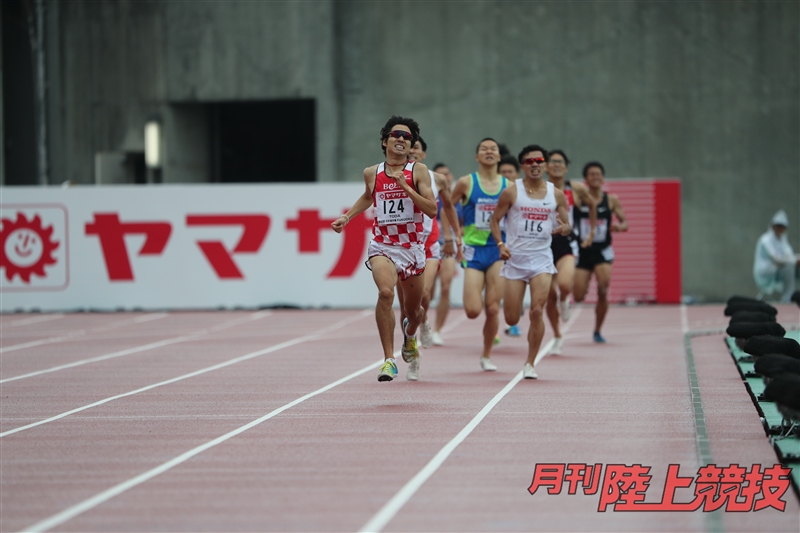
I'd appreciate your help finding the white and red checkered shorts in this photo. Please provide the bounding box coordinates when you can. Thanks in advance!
[366,240,425,281]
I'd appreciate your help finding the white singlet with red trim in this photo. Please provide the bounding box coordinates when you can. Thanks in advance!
[505,180,557,256]
[422,170,440,242]
[372,161,424,248]
[563,180,576,229]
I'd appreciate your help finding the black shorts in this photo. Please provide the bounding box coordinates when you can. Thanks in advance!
[551,234,574,265]
[576,246,614,271]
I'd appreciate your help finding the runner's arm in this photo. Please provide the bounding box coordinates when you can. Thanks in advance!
[610,194,629,232]
[436,172,463,260]
[331,167,376,234]
[552,188,572,236]
[405,163,438,218]
[490,186,515,260]
[452,177,468,240]
[450,175,470,208]
[574,182,597,247]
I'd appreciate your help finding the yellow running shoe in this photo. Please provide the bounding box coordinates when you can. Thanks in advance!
[378,359,398,382]
[401,318,419,363]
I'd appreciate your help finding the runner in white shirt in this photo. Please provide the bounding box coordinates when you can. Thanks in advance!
[490,144,571,379]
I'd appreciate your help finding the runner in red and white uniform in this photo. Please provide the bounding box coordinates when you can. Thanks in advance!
[430,162,461,346]
[490,144,571,379]
[543,149,596,355]
[400,137,461,362]
[331,116,438,383]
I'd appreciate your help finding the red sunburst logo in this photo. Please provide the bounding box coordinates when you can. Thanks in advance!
[0,212,60,283]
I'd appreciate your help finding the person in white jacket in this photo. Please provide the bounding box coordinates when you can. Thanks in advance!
[754,210,800,302]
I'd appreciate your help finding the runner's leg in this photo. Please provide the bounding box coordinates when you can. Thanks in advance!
[399,271,426,336]
[503,278,528,327]
[527,273,553,366]
[546,280,562,338]
[421,258,439,318]
[370,256,399,360]
[434,256,456,333]
[573,267,592,303]
[594,263,612,334]
[482,261,504,359]
[556,254,575,316]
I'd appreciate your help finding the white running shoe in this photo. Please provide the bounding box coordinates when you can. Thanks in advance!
[431,331,444,346]
[420,321,433,349]
[550,337,564,355]
[480,357,497,372]
[561,299,571,322]
[523,363,538,379]
[406,357,420,381]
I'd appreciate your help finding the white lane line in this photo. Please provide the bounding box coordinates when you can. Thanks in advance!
[0,331,86,354]
[680,303,689,335]
[94,313,170,331]
[534,306,581,365]
[360,307,580,533]
[2,335,192,383]
[208,311,270,331]
[1,313,171,354]
[20,324,383,533]
[439,313,468,333]
[0,312,271,384]
[358,374,527,533]
[133,313,169,324]
[4,314,65,327]
[1,311,369,437]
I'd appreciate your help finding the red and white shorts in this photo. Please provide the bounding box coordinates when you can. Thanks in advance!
[425,242,441,261]
[366,240,426,281]
[423,230,441,260]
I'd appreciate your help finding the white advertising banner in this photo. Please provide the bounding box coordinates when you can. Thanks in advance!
[0,184,464,312]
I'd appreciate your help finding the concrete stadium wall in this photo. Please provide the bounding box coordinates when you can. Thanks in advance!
[28,0,800,301]
[44,0,338,185]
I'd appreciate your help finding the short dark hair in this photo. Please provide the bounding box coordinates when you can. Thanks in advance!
[475,137,499,154]
[497,143,511,157]
[432,163,448,172]
[582,161,605,177]
[517,144,548,164]
[417,136,428,152]
[547,149,570,165]
[498,155,519,172]
[380,115,420,155]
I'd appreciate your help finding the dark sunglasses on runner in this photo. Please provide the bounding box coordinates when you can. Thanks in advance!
[522,157,546,165]
[387,130,413,140]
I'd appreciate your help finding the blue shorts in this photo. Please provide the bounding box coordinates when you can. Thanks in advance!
[461,244,502,272]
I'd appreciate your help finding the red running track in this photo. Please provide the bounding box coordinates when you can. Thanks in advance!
[1,305,799,532]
